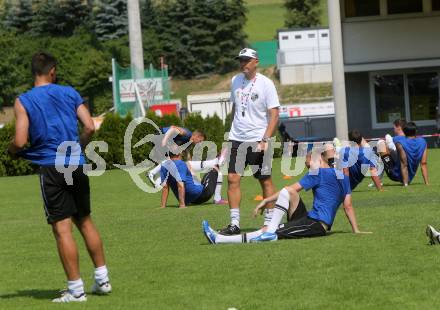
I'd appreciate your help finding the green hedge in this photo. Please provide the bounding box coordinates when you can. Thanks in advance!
[0,111,283,176]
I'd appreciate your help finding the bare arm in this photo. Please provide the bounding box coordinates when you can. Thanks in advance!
[77,104,95,148]
[263,107,279,139]
[342,195,360,233]
[160,184,169,208]
[369,167,383,191]
[420,147,429,185]
[396,143,409,186]
[162,125,189,147]
[8,98,29,156]
[177,181,186,208]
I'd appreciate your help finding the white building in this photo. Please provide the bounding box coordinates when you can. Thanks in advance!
[328,0,440,140]
[277,27,333,85]
[187,91,232,123]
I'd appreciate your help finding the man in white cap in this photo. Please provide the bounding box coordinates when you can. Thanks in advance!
[220,48,280,235]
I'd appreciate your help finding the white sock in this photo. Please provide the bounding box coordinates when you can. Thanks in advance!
[266,188,289,233]
[94,265,109,284]
[215,229,264,244]
[67,278,84,296]
[263,208,274,226]
[150,163,162,176]
[214,171,223,201]
[189,159,219,172]
[230,209,240,227]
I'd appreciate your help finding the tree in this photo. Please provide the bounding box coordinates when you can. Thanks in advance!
[94,0,128,41]
[284,0,321,28]
[3,0,33,33]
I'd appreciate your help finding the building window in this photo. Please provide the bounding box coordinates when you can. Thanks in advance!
[282,35,288,40]
[371,71,439,127]
[295,35,302,39]
[308,33,315,38]
[321,33,328,38]
[408,73,438,121]
[345,0,380,17]
[373,74,406,123]
[433,0,440,10]
[387,0,423,14]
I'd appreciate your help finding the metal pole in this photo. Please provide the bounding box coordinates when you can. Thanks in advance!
[328,0,348,140]
[127,0,144,80]
[111,58,118,114]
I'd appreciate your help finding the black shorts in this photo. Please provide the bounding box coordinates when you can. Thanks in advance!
[39,166,91,224]
[227,140,272,180]
[381,154,401,182]
[192,169,218,204]
[276,199,326,239]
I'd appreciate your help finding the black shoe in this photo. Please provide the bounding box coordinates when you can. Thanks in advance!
[218,224,241,235]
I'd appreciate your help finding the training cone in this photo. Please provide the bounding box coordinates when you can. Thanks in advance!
[283,175,292,180]
[254,195,264,201]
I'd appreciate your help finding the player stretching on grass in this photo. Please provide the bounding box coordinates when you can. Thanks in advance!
[377,122,429,186]
[203,146,370,244]
[160,150,226,208]
[8,52,111,302]
[339,129,383,191]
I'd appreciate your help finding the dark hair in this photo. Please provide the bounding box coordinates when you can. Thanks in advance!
[31,52,57,76]
[348,129,363,145]
[393,119,407,128]
[193,130,206,140]
[403,121,417,136]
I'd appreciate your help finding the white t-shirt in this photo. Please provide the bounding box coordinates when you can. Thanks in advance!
[228,72,280,142]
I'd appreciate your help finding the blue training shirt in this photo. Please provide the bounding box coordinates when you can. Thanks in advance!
[18,84,85,166]
[161,127,192,144]
[392,137,427,183]
[340,147,378,190]
[299,168,351,228]
[160,159,203,204]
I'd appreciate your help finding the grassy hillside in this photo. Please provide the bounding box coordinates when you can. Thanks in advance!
[245,0,329,42]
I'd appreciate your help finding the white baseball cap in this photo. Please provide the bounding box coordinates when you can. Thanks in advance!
[235,48,258,60]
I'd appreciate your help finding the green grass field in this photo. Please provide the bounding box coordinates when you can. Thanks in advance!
[1,150,440,309]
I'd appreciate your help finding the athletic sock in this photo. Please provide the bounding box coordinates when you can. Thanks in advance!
[266,188,289,233]
[214,171,223,201]
[215,229,264,244]
[263,208,274,226]
[230,209,240,227]
[67,278,85,296]
[189,159,219,172]
[94,265,109,284]
[149,164,162,176]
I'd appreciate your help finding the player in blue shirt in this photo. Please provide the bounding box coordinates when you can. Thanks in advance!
[202,145,370,244]
[378,122,429,186]
[160,151,224,208]
[7,52,111,302]
[148,125,206,186]
[339,129,383,191]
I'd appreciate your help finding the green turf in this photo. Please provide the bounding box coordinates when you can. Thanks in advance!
[1,150,440,309]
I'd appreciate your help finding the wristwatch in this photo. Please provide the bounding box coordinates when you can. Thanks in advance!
[261,137,270,143]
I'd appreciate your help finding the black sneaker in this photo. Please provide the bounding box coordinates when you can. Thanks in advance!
[218,224,241,235]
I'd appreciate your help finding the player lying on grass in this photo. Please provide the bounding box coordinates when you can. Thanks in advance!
[338,129,383,191]
[202,146,370,244]
[160,150,227,208]
[377,122,429,186]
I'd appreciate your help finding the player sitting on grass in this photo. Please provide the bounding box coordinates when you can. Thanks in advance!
[339,129,383,191]
[377,122,429,186]
[202,145,370,244]
[160,150,227,208]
